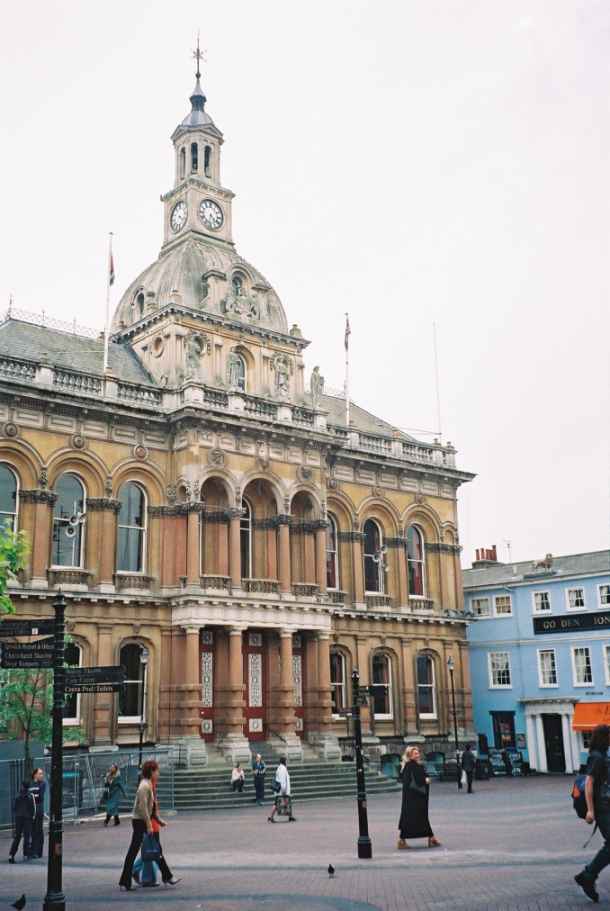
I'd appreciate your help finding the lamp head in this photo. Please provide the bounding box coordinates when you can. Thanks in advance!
[447,656,455,672]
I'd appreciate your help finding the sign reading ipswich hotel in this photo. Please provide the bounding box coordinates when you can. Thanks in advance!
[533,610,610,635]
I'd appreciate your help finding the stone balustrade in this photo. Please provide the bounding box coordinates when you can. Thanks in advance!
[200,575,231,592]
[408,597,435,611]
[243,578,280,594]
[365,593,393,610]
[292,582,319,598]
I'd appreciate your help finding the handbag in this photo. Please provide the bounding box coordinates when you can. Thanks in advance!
[271,778,281,793]
[406,769,427,796]
[141,833,161,863]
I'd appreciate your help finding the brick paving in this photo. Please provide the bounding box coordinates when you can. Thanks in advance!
[0,776,604,910]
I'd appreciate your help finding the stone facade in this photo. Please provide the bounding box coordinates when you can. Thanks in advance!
[0,60,475,764]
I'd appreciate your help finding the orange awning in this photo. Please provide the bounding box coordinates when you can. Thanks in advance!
[573,703,610,731]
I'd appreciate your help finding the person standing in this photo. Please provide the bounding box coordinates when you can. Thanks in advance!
[397,746,441,849]
[29,768,46,859]
[268,757,295,822]
[252,754,266,805]
[8,781,36,863]
[575,724,610,903]
[104,764,127,826]
[118,760,180,891]
[231,763,245,792]
[461,744,476,794]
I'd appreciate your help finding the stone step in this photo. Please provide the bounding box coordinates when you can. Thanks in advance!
[174,785,399,811]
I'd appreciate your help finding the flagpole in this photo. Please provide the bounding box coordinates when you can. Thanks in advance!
[344,312,350,429]
[103,232,114,373]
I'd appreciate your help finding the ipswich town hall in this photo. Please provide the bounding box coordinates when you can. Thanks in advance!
[0,53,475,766]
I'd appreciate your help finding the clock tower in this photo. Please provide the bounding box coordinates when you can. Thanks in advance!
[161,41,234,249]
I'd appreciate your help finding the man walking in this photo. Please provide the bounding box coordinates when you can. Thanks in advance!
[575,724,610,903]
[8,781,35,863]
[461,744,476,794]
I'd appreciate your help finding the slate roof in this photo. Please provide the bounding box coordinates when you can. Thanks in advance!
[321,392,417,442]
[0,318,154,386]
[463,549,610,589]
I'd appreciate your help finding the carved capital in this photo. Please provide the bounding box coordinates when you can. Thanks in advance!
[19,489,57,506]
[337,530,365,543]
[86,498,121,513]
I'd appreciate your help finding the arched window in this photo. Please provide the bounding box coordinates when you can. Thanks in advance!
[363,519,383,593]
[371,653,393,719]
[326,514,339,590]
[240,499,252,579]
[0,464,18,532]
[204,145,212,177]
[136,292,145,319]
[52,473,85,567]
[63,643,82,724]
[117,482,147,573]
[191,142,198,172]
[232,273,244,297]
[119,643,148,722]
[416,654,437,719]
[407,525,426,597]
[330,650,346,715]
[179,147,186,178]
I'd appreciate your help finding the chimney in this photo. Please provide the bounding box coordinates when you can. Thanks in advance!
[472,545,502,569]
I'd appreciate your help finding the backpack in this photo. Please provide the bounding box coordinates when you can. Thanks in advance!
[572,775,588,819]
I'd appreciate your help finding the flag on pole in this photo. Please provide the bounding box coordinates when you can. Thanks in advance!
[109,249,116,287]
[344,313,351,351]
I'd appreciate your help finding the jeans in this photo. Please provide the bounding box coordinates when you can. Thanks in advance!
[586,810,610,880]
[9,817,33,859]
[120,821,173,886]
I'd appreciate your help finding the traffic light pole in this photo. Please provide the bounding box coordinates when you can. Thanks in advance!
[43,591,66,911]
[351,669,372,859]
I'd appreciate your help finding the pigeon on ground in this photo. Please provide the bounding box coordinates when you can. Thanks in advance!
[12,897,26,911]
[328,864,335,878]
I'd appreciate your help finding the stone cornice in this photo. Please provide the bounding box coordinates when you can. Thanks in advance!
[86,498,121,513]
[19,489,57,505]
[425,542,461,555]
[337,531,365,543]
[385,537,407,548]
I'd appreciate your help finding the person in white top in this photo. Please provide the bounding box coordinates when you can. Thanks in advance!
[268,757,296,822]
[231,763,245,792]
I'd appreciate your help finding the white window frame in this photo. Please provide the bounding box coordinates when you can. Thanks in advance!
[604,644,610,686]
[471,596,491,618]
[118,643,148,724]
[0,462,19,533]
[63,642,83,726]
[371,653,393,720]
[599,584,610,608]
[493,594,513,617]
[240,498,252,580]
[571,645,593,687]
[416,654,437,719]
[326,514,340,591]
[116,481,147,575]
[566,587,586,611]
[363,519,384,595]
[51,472,86,569]
[537,648,558,688]
[330,650,346,718]
[488,651,512,689]
[406,524,426,599]
[532,591,551,614]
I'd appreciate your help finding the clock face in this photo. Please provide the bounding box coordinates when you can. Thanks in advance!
[199,198,224,231]
[170,200,187,233]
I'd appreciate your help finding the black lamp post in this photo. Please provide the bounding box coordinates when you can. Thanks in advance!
[351,669,373,859]
[138,647,149,769]
[44,591,66,911]
[447,656,461,790]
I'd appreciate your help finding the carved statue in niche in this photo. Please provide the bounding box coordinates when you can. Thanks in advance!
[310,365,325,409]
[222,276,259,321]
[227,351,246,390]
[185,332,211,377]
[271,353,292,397]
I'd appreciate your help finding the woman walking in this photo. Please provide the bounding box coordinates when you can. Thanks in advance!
[29,768,47,859]
[252,753,266,805]
[118,760,180,891]
[104,764,127,827]
[575,724,610,903]
[268,757,296,822]
[397,746,441,850]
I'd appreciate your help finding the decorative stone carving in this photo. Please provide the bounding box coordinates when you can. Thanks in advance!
[297,466,313,482]
[328,478,338,489]
[19,489,57,506]
[227,351,243,389]
[39,468,49,490]
[414,492,425,505]
[104,476,113,497]
[71,434,86,450]
[208,448,225,467]
[193,479,201,501]
[185,331,211,376]
[222,290,259,321]
[166,483,177,504]
[257,456,269,471]
[310,366,325,409]
[4,422,18,438]
[134,444,148,461]
[271,353,293,397]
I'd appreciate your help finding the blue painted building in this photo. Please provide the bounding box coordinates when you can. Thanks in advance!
[464,548,610,773]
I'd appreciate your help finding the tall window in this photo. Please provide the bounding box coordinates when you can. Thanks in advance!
[567,588,586,610]
[572,646,593,686]
[191,142,198,172]
[0,464,18,532]
[240,499,252,579]
[135,292,144,319]
[600,585,610,607]
[179,147,186,178]
[494,595,512,616]
[488,651,512,688]
[416,654,437,718]
[326,514,339,590]
[63,643,82,723]
[232,273,244,297]
[371,653,392,718]
[204,145,212,177]
[472,597,491,617]
[119,643,147,721]
[363,519,383,593]
[533,592,551,613]
[538,649,558,687]
[407,525,425,597]
[330,651,346,715]
[52,473,85,567]
[117,482,146,573]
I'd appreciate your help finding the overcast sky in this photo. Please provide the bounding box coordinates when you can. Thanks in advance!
[1,1,609,567]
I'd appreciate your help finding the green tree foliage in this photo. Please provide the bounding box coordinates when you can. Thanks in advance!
[0,527,28,615]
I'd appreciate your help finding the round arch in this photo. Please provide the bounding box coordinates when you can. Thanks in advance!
[47,450,107,497]
[401,502,442,543]
[288,483,323,518]
[358,497,401,537]
[239,469,286,512]
[199,470,236,505]
[112,461,164,506]
[0,441,42,488]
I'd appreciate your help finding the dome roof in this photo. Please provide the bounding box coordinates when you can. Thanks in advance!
[112,236,288,334]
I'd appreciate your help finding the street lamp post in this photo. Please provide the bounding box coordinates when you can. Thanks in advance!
[351,669,373,859]
[138,647,149,769]
[44,591,66,911]
[447,656,461,791]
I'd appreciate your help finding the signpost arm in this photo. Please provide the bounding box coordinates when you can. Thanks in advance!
[44,592,66,911]
[351,668,373,859]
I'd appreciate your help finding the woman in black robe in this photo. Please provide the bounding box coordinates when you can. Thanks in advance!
[397,746,441,849]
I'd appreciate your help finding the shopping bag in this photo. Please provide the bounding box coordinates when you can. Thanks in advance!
[141,833,161,863]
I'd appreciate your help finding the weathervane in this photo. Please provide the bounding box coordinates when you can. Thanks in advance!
[192,31,206,79]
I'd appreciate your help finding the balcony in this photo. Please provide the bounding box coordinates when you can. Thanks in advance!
[292,583,319,599]
[365,593,393,610]
[114,573,155,593]
[243,396,278,419]
[327,590,347,605]
[243,578,280,595]
[408,597,434,612]
[48,568,92,589]
[200,575,231,593]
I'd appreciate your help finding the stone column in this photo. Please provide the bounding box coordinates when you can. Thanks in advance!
[352,533,365,608]
[535,714,548,773]
[396,542,408,607]
[303,634,319,731]
[400,638,418,736]
[307,632,341,760]
[229,510,242,590]
[186,506,201,587]
[278,517,291,594]
[26,490,57,588]
[270,630,302,760]
[87,499,121,592]
[525,714,537,770]
[315,525,327,595]
[93,625,114,744]
[219,627,250,764]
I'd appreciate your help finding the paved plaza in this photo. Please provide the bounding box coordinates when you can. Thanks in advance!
[0,776,604,910]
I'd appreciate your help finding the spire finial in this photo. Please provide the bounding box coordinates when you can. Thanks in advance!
[192,31,205,80]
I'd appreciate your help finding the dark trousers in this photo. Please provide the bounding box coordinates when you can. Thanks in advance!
[120,821,173,887]
[466,771,474,793]
[31,814,44,858]
[10,817,33,859]
[232,780,244,792]
[105,813,120,825]
[586,811,610,880]
[254,776,265,801]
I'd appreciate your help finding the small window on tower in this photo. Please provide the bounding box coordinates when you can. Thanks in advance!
[136,293,144,318]
[191,142,198,173]
[179,147,186,179]
[204,146,212,177]
[232,274,243,297]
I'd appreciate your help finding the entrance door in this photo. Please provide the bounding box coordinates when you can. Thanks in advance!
[199,630,215,741]
[293,634,304,738]
[244,631,265,741]
[542,714,566,773]
[491,711,516,749]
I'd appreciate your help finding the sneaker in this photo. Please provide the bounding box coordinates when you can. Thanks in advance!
[575,872,599,903]
[8,856,15,864]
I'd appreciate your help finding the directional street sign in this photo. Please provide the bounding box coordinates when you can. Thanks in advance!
[0,619,55,638]
[1,645,55,669]
[64,665,125,694]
